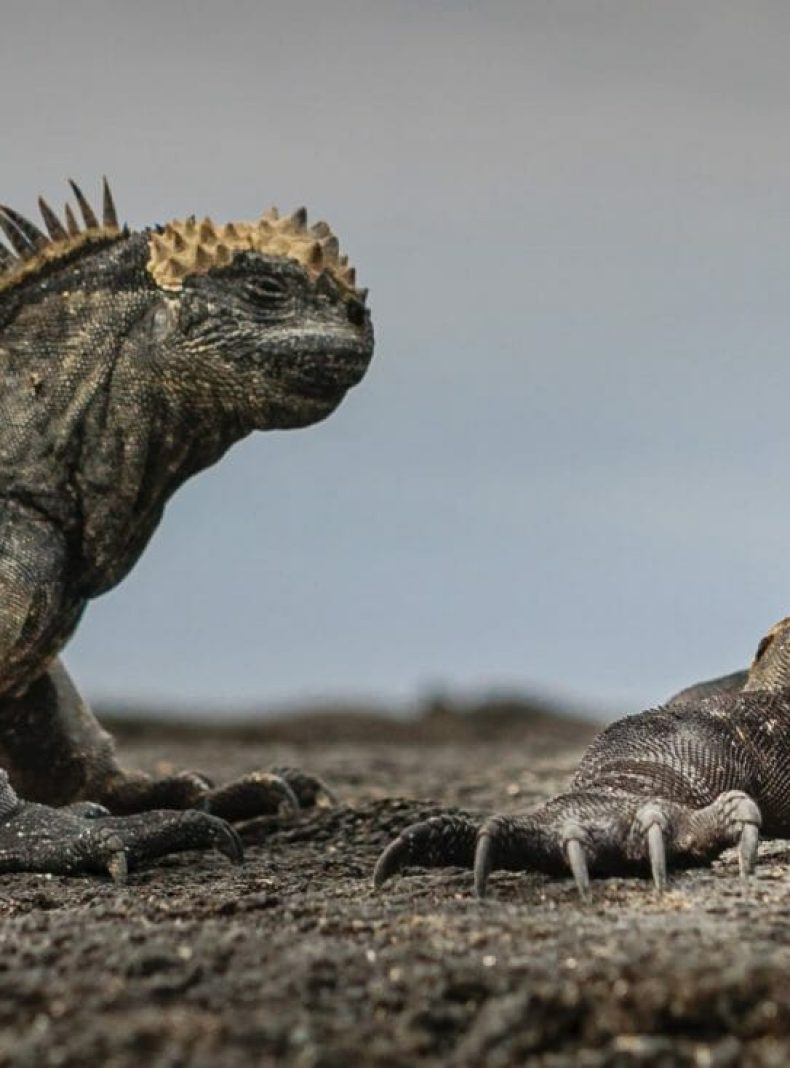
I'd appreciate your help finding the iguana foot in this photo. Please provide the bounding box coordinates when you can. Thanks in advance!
[373,789,762,900]
[0,771,242,880]
[101,765,335,821]
[203,766,337,821]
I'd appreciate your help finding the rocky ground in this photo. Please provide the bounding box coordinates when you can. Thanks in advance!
[1,702,790,1067]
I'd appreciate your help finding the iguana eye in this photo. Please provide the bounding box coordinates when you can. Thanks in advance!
[239,276,290,307]
[233,275,294,325]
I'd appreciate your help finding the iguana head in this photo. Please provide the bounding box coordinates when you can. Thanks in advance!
[744,616,790,692]
[0,179,373,432]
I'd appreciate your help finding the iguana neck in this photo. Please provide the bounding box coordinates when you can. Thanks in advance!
[0,279,251,598]
[75,361,249,596]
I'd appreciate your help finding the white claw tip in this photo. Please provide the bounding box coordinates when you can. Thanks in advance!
[647,822,668,893]
[565,838,591,901]
[108,851,128,884]
[738,822,759,879]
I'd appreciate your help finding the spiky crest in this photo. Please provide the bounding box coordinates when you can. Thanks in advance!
[0,179,367,304]
[146,208,363,300]
[0,178,123,295]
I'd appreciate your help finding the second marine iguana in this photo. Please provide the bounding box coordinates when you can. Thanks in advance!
[0,178,373,878]
[374,617,790,899]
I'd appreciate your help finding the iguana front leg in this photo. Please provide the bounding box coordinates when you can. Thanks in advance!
[375,620,790,900]
[0,506,238,874]
[0,660,333,821]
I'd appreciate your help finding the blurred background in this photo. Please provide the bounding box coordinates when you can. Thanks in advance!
[3,1,790,718]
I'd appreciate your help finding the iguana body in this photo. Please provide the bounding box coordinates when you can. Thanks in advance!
[0,179,373,877]
[375,619,790,898]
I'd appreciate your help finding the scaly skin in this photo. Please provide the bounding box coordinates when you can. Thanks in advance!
[374,618,790,899]
[0,179,373,876]
[0,770,243,881]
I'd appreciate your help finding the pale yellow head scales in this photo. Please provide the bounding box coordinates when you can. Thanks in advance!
[146,208,360,296]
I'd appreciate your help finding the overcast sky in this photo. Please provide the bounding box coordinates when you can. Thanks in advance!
[3,1,790,716]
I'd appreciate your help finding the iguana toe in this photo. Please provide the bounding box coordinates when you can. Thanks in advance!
[373,814,480,890]
[97,809,244,869]
[0,771,243,880]
[98,765,335,823]
[203,772,301,821]
[268,766,338,808]
[374,789,763,900]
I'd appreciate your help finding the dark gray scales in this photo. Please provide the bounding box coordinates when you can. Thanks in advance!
[375,618,790,899]
[0,178,373,877]
[0,770,242,881]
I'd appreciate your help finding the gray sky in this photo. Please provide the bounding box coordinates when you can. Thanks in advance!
[3,1,790,715]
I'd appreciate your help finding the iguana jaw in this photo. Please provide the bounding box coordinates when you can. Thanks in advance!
[232,320,374,431]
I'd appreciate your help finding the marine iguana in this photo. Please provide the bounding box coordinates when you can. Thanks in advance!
[374,618,790,899]
[0,178,373,878]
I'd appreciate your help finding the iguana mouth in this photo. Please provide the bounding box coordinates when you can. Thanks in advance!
[260,318,374,397]
[283,360,370,410]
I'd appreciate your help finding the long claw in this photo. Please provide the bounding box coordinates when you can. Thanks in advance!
[373,815,480,891]
[107,850,128,884]
[565,838,591,900]
[270,777,301,813]
[209,818,244,865]
[373,836,408,889]
[91,830,128,883]
[739,822,759,878]
[313,777,338,806]
[202,773,300,822]
[647,822,667,892]
[269,766,337,808]
[474,832,493,899]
